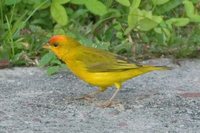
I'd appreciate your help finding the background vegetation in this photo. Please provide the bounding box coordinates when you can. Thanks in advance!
[0,0,200,74]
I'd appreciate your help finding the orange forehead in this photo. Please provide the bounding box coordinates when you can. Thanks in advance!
[49,35,66,44]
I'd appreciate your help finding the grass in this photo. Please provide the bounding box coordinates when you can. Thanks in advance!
[0,0,49,66]
[0,0,200,74]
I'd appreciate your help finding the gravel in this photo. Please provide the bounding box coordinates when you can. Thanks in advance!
[0,58,200,133]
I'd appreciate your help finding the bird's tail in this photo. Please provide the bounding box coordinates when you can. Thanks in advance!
[138,65,172,74]
[127,65,171,79]
[118,65,171,82]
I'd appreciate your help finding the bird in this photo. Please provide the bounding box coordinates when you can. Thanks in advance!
[43,35,170,107]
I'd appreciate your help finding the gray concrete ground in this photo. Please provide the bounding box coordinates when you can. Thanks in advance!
[0,59,200,133]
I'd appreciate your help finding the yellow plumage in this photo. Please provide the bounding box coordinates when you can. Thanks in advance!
[44,35,169,107]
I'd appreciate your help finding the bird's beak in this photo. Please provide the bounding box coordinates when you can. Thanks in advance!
[43,43,50,49]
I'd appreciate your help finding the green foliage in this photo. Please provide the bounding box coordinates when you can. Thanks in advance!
[50,1,68,26]
[116,0,130,7]
[39,52,66,75]
[1,0,200,74]
[126,8,163,33]
[84,0,107,16]
[183,0,200,22]
[0,0,49,66]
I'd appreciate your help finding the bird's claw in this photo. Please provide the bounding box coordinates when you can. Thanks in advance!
[75,95,94,101]
[97,101,112,108]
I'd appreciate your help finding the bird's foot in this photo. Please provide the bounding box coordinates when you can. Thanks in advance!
[97,100,112,108]
[75,94,94,101]
[75,90,101,101]
[97,100,122,108]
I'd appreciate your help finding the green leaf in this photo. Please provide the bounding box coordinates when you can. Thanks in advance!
[166,18,190,27]
[127,8,139,30]
[183,0,194,17]
[113,40,132,54]
[39,1,51,9]
[116,0,130,7]
[50,3,68,26]
[70,0,85,4]
[39,52,56,67]
[47,66,60,75]
[154,0,183,14]
[5,0,21,5]
[125,0,141,34]
[52,0,70,4]
[183,0,200,22]
[155,27,171,44]
[152,0,169,5]
[84,0,107,16]
[138,15,163,31]
[53,24,66,34]
[101,0,113,7]
[50,59,62,65]
[191,0,199,3]
[162,28,171,40]
[130,0,141,9]
[126,9,162,33]
[190,15,200,23]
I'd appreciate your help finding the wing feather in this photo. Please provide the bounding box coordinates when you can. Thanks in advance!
[75,46,142,72]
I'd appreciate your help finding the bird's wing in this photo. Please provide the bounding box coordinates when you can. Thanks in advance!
[74,46,142,72]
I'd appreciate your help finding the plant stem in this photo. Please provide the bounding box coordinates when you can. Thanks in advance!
[13,0,49,37]
[5,16,15,57]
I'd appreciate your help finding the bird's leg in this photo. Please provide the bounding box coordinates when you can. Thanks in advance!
[102,89,120,107]
[100,83,121,107]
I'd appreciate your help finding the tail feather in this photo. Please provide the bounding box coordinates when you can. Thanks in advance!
[141,65,172,72]
[127,65,171,80]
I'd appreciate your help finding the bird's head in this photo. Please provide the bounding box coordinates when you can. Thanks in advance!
[43,35,80,59]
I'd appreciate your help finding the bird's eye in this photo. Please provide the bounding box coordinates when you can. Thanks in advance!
[53,42,59,47]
